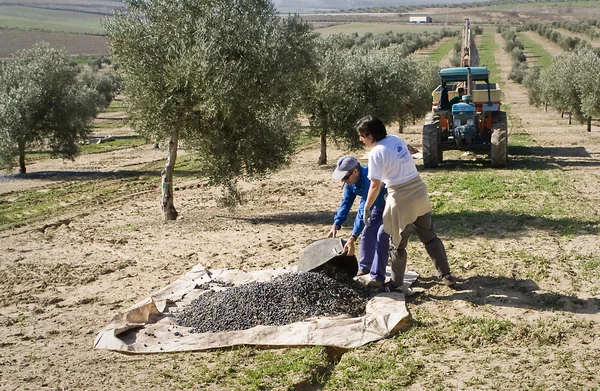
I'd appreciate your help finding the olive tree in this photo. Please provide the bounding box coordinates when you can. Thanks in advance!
[79,70,121,108]
[540,53,583,123]
[104,0,315,219]
[386,49,439,133]
[538,48,600,130]
[0,42,103,174]
[571,48,600,132]
[303,40,415,165]
[303,39,439,164]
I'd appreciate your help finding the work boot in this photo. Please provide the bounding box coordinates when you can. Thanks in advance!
[377,282,414,297]
[441,273,457,287]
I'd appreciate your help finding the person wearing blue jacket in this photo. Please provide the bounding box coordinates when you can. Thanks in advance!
[327,156,389,287]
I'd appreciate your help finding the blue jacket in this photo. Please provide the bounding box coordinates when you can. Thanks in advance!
[333,165,387,238]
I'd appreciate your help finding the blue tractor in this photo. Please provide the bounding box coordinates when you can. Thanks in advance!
[422,67,508,168]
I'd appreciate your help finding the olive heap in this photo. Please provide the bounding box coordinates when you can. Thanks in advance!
[176,271,370,334]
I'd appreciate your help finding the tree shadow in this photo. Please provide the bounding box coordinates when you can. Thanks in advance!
[510,146,590,158]
[415,275,599,315]
[218,210,334,226]
[1,168,205,182]
[419,146,600,171]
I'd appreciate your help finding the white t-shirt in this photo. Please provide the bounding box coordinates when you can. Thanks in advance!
[367,135,419,187]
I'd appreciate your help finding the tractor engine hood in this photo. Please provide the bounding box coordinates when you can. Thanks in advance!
[452,102,476,115]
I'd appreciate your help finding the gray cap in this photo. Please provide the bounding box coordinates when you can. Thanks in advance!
[332,156,359,181]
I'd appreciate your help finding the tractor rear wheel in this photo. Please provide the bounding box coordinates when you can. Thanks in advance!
[423,122,441,168]
[491,111,507,168]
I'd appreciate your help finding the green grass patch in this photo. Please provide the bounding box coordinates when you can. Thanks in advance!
[424,169,599,238]
[151,346,330,390]
[326,347,423,390]
[80,135,149,154]
[0,176,156,232]
[0,6,105,34]
[429,36,460,64]
[518,32,553,69]
[478,27,501,83]
[297,128,320,149]
[70,56,93,64]
[509,133,534,147]
[102,100,126,113]
[21,135,149,163]
[91,119,125,129]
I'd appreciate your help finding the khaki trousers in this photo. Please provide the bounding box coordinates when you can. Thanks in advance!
[389,212,450,287]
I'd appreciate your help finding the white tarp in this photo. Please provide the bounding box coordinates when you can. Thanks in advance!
[94,263,417,354]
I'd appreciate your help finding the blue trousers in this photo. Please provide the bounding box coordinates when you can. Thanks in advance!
[359,207,390,282]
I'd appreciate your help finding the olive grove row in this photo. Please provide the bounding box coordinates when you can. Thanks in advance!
[0,0,449,219]
[498,25,600,132]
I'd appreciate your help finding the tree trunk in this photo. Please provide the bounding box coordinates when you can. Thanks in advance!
[18,140,26,174]
[161,128,179,220]
[544,102,548,112]
[587,116,592,132]
[318,129,327,165]
[398,123,404,134]
[568,112,572,125]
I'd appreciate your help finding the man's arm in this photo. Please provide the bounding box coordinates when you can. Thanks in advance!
[328,185,356,237]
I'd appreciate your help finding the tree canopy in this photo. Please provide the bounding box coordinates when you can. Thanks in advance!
[524,47,600,131]
[104,0,316,213]
[303,36,439,164]
[0,42,103,174]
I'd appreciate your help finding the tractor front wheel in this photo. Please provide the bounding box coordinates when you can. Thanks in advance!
[423,122,441,168]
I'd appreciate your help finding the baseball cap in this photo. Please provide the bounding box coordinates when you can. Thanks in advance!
[332,156,359,181]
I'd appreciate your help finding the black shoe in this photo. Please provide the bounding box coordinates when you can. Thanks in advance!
[441,273,457,287]
[377,282,414,296]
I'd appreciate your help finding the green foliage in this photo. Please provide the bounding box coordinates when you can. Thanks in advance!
[103,0,317,197]
[303,38,439,163]
[0,42,104,173]
[535,48,600,121]
[79,70,121,108]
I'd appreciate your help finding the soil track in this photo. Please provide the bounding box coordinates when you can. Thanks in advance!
[1,32,600,390]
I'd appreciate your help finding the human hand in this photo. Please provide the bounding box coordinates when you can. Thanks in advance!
[327,225,338,238]
[363,207,372,227]
[343,237,356,256]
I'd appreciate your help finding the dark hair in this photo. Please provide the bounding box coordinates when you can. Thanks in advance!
[355,115,387,142]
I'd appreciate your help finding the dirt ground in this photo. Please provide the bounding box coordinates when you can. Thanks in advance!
[1,32,600,390]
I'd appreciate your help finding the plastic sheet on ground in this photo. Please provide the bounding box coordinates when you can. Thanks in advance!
[94,264,418,354]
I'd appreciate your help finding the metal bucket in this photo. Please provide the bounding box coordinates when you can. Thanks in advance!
[298,238,358,279]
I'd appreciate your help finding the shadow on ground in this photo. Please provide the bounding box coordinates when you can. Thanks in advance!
[218,211,333,226]
[419,146,600,171]
[415,275,600,315]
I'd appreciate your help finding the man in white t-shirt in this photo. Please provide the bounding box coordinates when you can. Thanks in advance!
[355,115,457,293]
